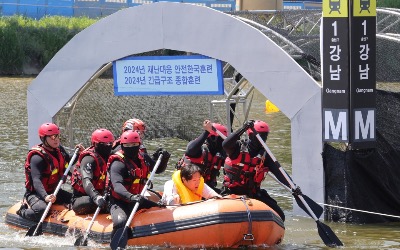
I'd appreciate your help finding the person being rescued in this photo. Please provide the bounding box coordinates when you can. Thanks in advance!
[107,130,170,239]
[162,163,221,205]
[221,120,289,222]
[176,120,227,193]
[70,128,114,215]
[17,123,84,222]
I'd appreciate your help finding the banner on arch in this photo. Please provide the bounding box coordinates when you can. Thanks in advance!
[113,55,224,96]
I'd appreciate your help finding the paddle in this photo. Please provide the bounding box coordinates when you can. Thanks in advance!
[74,193,109,246]
[248,126,343,247]
[26,148,80,237]
[212,125,323,218]
[110,153,163,250]
[266,172,323,218]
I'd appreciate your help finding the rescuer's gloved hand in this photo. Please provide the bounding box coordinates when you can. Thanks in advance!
[94,195,107,208]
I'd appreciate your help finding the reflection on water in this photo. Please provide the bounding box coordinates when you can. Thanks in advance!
[0,77,399,249]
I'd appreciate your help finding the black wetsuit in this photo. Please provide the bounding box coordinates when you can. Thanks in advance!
[185,130,226,192]
[221,127,289,222]
[108,151,168,238]
[19,150,73,222]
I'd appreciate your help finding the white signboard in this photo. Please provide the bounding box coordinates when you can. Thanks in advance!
[113,55,224,95]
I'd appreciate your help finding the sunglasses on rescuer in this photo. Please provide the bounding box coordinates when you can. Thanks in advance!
[49,134,60,140]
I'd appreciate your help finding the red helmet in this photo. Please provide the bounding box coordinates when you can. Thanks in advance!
[247,120,270,135]
[91,129,114,145]
[120,130,141,144]
[209,123,228,137]
[122,118,146,133]
[38,123,60,137]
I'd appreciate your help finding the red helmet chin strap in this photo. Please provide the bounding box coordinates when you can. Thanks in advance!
[41,136,56,150]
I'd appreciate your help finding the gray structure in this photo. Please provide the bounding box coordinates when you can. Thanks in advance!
[27,2,323,216]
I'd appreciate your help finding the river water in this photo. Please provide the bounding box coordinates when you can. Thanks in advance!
[0,77,399,249]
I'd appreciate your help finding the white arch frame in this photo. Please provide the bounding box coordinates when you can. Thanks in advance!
[27,2,323,215]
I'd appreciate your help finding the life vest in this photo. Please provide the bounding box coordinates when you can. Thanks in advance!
[107,151,150,201]
[71,146,107,195]
[172,170,204,204]
[24,144,68,193]
[201,145,225,183]
[176,145,225,185]
[223,146,268,194]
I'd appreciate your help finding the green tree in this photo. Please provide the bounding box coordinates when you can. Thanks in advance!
[0,15,95,74]
[377,0,400,8]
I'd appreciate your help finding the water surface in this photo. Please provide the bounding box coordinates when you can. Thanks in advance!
[0,77,399,249]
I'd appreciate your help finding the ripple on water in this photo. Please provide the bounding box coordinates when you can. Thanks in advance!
[1,77,400,249]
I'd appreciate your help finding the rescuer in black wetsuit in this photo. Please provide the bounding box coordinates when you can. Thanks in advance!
[221,120,289,221]
[107,130,170,238]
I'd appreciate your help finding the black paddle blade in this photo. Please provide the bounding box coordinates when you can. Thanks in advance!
[294,195,324,219]
[74,234,88,246]
[25,223,42,237]
[316,221,343,247]
[110,227,128,250]
[303,195,323,218]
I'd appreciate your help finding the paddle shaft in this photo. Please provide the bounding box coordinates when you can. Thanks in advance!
[30,148,80,236]
[75,202,102,246]
[251,130,318,215]
[214,124,342,246]
[250,127,342,246]
[267,172,291,192]
[212,125,320,217]
[86,205,101,234]
[212,126,227,139]
[111,153,163,250]
[125,153,162,227]
[214,125,299,195]
[214,125,298,195]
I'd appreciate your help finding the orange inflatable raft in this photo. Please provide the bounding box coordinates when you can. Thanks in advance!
[5,195,285,248]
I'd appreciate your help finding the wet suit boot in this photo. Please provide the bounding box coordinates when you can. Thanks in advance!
[16,203,28,217]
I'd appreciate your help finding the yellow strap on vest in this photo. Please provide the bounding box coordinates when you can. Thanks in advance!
[51,168,58,175]
[116,152,124,158]
[172,170,204,204]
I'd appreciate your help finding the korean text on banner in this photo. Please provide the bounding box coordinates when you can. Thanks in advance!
[113,55,224,96]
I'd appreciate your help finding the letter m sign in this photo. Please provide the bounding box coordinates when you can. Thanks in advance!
[353,108,375,142]
[323,109,349,142]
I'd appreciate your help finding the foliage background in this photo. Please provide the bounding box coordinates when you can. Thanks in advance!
[0,16,96,75]
[377,0,400,8]
[0,1,399,75]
